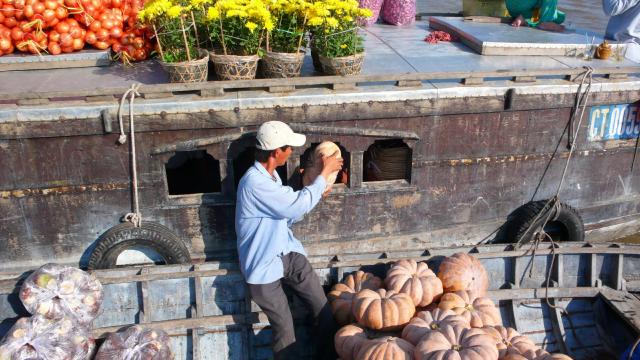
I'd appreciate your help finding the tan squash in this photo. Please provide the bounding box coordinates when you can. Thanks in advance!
[502,355,529,360]
[401,308,470,345]
[302,141,342,190]
[415,324,499,360]
[482,325,538,358]
[532,350,573,360]
[335,324,368,360]
[355,336,414,360]
[438,290,501,328]
[352,289,415,331]
[438,253,489,296]
[328,271,383,325]
[385,260,444,307]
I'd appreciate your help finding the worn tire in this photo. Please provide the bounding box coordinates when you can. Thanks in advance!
[88,222,191,270]
[502,200,584,244]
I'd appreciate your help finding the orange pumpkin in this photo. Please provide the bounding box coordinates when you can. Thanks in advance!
[401,308,470,345]
[328,271,383,325]
[356,336,414,360]
[482,325,537,358]
[438,290,501,328]
[385,260,443,307]
[335,324,368,360]
[415,324,499,360]
[352,289,415,331]
[438,253,489,296]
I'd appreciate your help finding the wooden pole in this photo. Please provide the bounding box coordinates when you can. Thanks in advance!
[218,17,227,55]
[152,24,165,60]
[190,11,200,49]
[179,15,192,61]
[297,13,307,53]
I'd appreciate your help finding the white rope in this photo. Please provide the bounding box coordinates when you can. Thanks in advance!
[117,83,142,227]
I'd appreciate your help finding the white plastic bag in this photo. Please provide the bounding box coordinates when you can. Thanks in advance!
[381,0,416,26]
[0,316,95,360]
[95,325,174,360]
[19,264,103,325]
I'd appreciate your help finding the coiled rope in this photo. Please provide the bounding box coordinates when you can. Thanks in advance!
[117,83,142,227]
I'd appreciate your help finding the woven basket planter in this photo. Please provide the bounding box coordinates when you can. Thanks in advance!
[210,53,259,80]
[262,51,305,78]
[319,52,365,76]
[160,50,209,83]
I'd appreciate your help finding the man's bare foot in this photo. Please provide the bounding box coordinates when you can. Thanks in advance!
[511,15,526,27]
[538,22,565,32]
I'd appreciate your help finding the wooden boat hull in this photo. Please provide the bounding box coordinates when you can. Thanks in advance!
[0,242,638,359]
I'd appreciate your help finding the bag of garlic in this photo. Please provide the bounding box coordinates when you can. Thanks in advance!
[0,315,95,360]
[19,263,103,325]
[94,325,174,360]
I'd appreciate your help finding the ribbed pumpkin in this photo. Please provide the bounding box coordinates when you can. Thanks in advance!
[356,336,414,360]
[328,271,383,325]
[482,325,537,358]
[438,253,489,296]
[401,308,470,346]
[302,141,342,189]
[335,324,368,360]
[415,324,499,360]
[438,290,501,328]
[502,355,529,360]
[352,289,415,331]
[385,260,444,307]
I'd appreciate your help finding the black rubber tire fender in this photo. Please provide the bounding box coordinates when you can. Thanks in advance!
[502,200,585,244]
[88,222,191,270]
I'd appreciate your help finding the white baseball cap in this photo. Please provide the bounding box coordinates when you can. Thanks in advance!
[256,121,306,150]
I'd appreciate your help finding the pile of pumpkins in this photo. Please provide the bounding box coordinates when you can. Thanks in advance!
[328,253,573,360]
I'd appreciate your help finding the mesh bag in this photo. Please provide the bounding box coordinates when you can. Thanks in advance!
[358,0,384,26]
[19,263,103,325]
[381,0,416,26]
[0,316,95,360]
[95,325,173,360]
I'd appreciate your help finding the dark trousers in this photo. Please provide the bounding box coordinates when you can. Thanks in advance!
[248,252,337,360]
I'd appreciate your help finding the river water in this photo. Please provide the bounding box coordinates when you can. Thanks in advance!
[421,0,610,34]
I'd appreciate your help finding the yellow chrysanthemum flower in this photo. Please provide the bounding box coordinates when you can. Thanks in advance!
[167,5,183,18]
[245,21,258,32]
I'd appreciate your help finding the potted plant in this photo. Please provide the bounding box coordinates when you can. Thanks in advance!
[138,0,209,83]
[205,0,273,80]
[262,0,309,78]
[307,0,372,76]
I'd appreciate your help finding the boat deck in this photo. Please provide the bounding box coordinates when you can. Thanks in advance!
[0,18,637,96]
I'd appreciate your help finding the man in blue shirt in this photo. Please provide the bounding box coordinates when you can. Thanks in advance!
[235,121,343,359]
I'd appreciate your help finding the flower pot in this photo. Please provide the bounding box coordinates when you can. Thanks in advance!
[262,51,305,78]
[160,49,209,83]
[319,53,365,76]
[210,52,260,80]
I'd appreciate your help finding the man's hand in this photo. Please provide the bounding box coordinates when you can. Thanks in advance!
[320,151,344,183]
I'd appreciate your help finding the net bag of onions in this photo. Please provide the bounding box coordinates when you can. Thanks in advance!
[94,325,173,360]
[0,315,95,360]
[381,0,416,26]
[19,263,103,325]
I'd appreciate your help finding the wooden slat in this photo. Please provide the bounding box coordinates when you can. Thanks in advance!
[548,298,570,355]
[140,267,151,324]
[2,66,637,101]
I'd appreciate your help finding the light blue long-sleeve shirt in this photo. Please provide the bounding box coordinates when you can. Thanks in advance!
[603,0,640,43]
[235,161,327,284]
